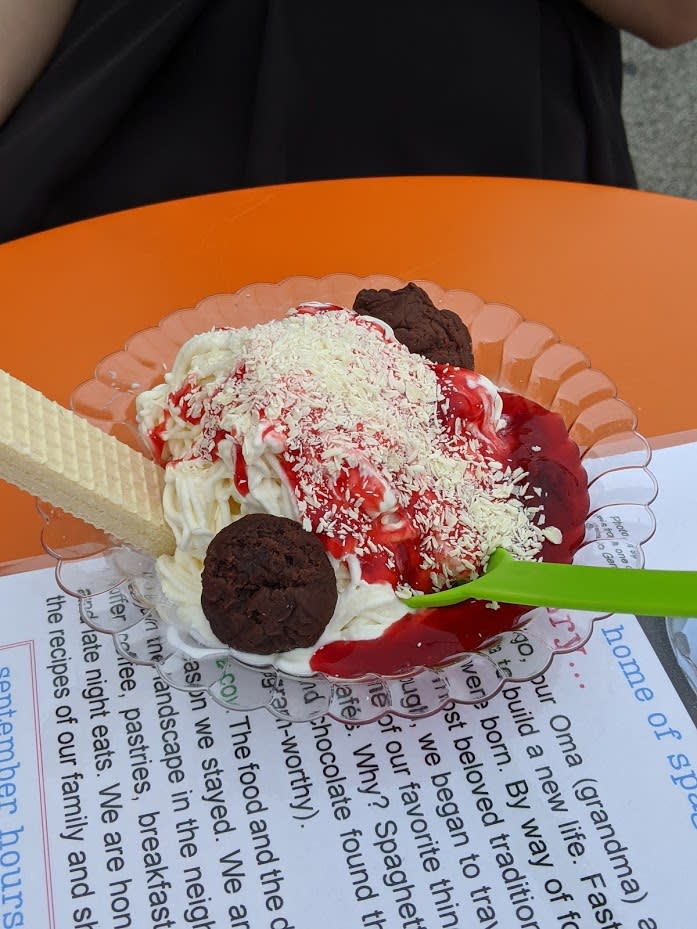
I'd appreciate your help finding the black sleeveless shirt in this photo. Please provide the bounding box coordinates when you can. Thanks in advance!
[0,0,635,243]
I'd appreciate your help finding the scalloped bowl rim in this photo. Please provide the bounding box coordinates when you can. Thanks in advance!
[39,274,657,723]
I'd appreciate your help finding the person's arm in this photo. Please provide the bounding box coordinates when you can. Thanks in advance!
[0,0,78,126]
[580,0,697,48]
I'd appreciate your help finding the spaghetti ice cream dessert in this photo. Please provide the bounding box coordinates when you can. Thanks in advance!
[134,284,589,677]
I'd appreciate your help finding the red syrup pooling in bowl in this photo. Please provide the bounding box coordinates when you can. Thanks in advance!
[309,393,590,678]
[145,307,589,679]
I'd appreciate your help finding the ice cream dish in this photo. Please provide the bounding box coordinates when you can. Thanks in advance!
[134,286,590,677]
[0,273,655,718]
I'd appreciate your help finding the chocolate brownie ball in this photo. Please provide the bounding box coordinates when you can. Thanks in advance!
[353,282,474,369]
[201,514,338,653]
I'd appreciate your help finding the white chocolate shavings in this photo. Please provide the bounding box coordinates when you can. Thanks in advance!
[137,305,562,597]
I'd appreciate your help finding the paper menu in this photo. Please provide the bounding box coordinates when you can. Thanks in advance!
[1,438,696,929]
[0,564,695,929]
[643,440,697,573]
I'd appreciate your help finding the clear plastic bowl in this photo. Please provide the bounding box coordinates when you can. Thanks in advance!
[39,274,657,723]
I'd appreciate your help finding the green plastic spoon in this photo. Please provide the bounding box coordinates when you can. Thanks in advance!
[403,548,697,617]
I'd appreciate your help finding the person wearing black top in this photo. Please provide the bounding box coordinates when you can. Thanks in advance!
[0,0,696,244]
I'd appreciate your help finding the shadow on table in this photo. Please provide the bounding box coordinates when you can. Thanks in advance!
[638,617,697,727]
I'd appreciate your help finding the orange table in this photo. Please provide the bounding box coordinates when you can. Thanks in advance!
[2,176,697,562]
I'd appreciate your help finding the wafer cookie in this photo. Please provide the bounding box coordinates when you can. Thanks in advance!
[0,369,175,558]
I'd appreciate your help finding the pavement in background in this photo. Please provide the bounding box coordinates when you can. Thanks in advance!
[622,34,697,199]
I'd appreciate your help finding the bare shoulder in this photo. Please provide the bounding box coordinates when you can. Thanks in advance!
[580,0,697,48]
[0,0,79,126]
